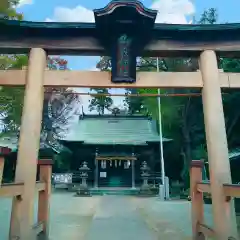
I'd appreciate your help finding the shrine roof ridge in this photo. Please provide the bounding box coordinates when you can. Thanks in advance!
[2,19,240,32]
[93,0,157,18]
[81,114,151,120]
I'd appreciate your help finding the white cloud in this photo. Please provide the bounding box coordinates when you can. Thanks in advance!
[89,67,100,71]
[17,0,33,8]
[46,0,194,24]
[151,0,195,24]
[46,6,94,22]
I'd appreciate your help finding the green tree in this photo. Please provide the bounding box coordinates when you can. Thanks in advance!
[0,1,26,135]
[220,59,240,148]
[96,56,111,71]
[0,0,23,20]
[136,9,218,186]
[88,88,113,114]
[1,57,80,142]
[93,57,114,115]
[42,57,81,145]
[123,89,144,114]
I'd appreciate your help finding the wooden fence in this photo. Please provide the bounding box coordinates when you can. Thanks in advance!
[190,160,240,239]
[0,149,52,239]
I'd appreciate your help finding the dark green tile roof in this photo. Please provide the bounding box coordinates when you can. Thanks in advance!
[0,136,66,154]
[229,148,240,160]
[63,115,172,145]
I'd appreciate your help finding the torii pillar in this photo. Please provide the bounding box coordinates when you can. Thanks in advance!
[200,50,238,239]
[9,48,46,240]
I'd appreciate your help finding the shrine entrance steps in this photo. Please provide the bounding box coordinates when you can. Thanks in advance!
[89,187,139,196]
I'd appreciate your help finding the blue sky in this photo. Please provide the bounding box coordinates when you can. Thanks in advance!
[16,0,240,113]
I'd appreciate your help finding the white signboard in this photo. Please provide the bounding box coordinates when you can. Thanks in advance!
[100,172,107,178]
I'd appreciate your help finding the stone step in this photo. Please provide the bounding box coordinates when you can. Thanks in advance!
[90,188,139,196]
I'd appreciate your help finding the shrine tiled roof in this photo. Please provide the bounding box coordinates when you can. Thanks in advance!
[62,114,172,145]
[229,148,240,160]
[0,136,65,154]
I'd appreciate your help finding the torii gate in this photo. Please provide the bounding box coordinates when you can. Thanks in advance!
[0,0,240,239]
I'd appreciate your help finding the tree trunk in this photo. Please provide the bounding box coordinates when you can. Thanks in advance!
[181,133,192,181]
[101,106,104,115]
[181,106,192,188]
[227,110,240,145]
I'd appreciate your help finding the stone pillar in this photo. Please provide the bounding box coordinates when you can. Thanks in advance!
[200,50,238,239]
[164,176,170,200]
[131,158,135,189]
[38,159,53,238]
[190,160,204,238]
[9,48,46,240]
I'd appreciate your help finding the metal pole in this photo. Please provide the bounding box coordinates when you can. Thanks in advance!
[94,149,98,188]
[156,58,166,199]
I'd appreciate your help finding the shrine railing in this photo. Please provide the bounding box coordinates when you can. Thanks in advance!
[190,160,240,240]
[0,152,52,239]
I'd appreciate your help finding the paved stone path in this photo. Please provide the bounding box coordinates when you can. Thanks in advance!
[1,192,238,240]
[0,192,101,240]
[48,192,100,240]
[133,198,213,240]
[85,196,157,240]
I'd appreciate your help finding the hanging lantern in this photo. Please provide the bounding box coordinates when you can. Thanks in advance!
[110,160,112,167]
[119,160,121,166]
[115,160,117,167]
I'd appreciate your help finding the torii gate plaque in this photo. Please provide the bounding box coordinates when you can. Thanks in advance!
[94,0,157,83]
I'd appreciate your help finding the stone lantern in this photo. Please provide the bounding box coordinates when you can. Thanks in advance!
[75,161,91,197]
[139,161,152,196]
[140,161,150,186]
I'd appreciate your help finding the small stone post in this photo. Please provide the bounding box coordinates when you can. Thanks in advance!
[190,160,204,239]
[38,159,53,238]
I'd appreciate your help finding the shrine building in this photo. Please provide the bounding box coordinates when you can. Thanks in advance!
[60,113,172,188]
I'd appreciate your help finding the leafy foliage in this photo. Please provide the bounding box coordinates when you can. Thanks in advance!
[1,56,80,143]
[88,88,113,114]
[42,57,81,143]
[0,3,27,134]
[0,0,23,20]
[135,9,218,185]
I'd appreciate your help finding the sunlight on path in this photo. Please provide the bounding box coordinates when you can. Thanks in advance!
[49,192,100,240]
[85,196,158,240]
[0,193,218,240]
[133,197,214,240]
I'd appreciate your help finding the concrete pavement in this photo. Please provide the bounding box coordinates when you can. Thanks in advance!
[2,192,234,240]
[85,196,157,240]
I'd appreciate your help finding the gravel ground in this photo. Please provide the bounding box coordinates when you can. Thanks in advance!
[1,193,239,240]
[85,196,158,240]
[133,197,214,240]
[133,197,240,240]
[0,191,100,240]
